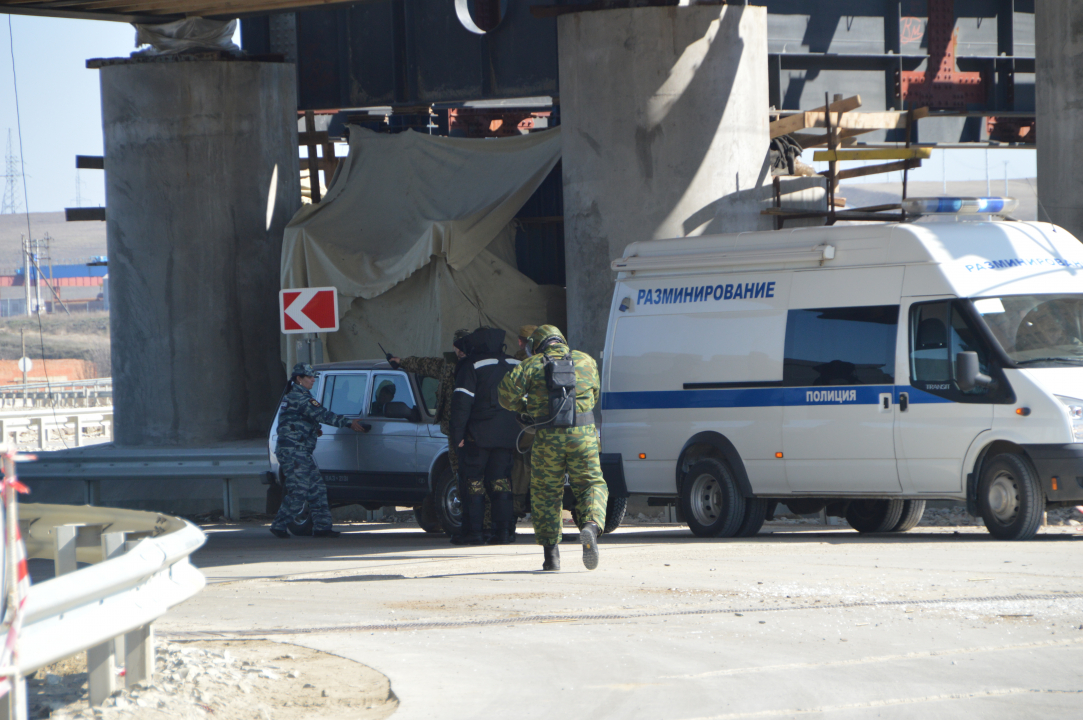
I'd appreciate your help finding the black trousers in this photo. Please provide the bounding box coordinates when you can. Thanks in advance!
[458,443,514,495]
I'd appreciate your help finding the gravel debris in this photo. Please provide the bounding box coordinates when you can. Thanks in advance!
[28,640,397,720]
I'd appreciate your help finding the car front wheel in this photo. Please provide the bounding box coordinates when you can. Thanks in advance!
[434,467,462,535]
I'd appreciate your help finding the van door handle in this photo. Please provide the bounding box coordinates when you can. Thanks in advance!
[899,392,909,412]
[878,392,892,413]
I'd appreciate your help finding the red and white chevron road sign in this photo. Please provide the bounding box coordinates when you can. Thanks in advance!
[279,287,339,334]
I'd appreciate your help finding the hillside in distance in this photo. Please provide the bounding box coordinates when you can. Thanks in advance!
[0,212,107,272]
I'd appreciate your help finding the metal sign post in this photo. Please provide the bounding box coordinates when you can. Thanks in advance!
[281,287,338,366]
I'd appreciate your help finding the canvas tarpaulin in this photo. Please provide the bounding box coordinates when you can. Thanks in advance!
[281,125,564,368]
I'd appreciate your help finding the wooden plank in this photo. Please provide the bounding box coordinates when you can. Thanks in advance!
[791,128,874,148]
[530,0,709,19]
[65,207,106,221]
[298,131,329,145]
[813,147,932,162]
[304,110,321,204]
[76,155,104,169]
[821,159,923,181]
[846,203,903,213]
[769,95,862,139]
[801,106,930,132]
[322,141,338,184]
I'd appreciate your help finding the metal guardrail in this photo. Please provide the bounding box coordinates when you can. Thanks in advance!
[16,441,272,520]
[0,407,113,449]
[0,378,112,394]
[14,502,206,715]
[0,378,112,410]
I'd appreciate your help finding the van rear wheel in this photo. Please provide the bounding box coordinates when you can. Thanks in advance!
[978,453,1043,540]
[603,495,628,534]
[680,459,744,538]
[890,500,926,532]
[734,497,769,537]
[845,499,905,533]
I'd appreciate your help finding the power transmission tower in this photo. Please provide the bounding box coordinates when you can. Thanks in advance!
[2,129,23,215]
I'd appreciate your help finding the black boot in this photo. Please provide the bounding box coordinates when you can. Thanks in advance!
[580,521,600,570]
[542,543,560,571]
[451,494,486,545]
[488,492,514,545]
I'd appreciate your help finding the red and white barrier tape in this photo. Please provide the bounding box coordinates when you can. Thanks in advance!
[0,448,30,698]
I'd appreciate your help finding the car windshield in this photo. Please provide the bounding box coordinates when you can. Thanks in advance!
[971,294,1083,367]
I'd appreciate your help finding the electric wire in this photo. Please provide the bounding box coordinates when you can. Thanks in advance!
[8,17,69,449]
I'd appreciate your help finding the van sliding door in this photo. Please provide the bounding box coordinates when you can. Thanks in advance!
[781,304,902,493]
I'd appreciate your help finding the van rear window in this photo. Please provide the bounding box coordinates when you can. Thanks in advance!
[783,306,898,386]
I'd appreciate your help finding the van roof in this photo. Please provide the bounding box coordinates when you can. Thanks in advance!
[615,221,1083,298]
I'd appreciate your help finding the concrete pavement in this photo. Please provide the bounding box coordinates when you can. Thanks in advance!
[158,521,1083,719]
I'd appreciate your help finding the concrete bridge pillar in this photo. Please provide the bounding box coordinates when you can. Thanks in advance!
[1036,3,1083,237]
[99,59,299,445]
[558,4,772,359]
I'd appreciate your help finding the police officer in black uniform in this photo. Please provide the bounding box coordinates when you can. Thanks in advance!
[448,327,521,545]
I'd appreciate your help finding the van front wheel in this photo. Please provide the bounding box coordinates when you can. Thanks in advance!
[978,454,1043,540]
[680,459,744,538]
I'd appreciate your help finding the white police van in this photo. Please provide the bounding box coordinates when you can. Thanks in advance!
[601,201,1083,540]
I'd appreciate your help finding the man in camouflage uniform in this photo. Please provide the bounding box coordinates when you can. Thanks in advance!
[271,363,369,539]
[498,325,607,571]
[511,324,538,518]
[390,329,475,540]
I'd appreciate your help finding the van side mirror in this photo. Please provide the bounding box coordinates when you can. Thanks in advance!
[956,351,992,392]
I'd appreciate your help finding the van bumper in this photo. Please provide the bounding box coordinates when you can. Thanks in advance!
[1022,444,1083,503]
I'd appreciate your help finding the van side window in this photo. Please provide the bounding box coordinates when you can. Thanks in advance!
[783,306,898,386]
[909,300,1007,402]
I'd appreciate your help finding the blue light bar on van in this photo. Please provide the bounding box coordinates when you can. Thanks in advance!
[902,197,1019,215]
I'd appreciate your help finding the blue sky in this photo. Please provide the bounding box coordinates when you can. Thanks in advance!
[0,16,133,213]
[0,13,1040,213]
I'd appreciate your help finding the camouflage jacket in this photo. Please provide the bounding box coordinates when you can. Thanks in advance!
[398,356,456,435]
[275,382,353,455]
[498,343,599,424]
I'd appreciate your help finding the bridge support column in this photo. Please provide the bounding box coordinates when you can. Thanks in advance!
[1037,4,1083,236]
[558,4,772,358]
[98,58,299,445]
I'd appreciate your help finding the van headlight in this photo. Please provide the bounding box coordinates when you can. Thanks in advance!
[1055,396,1083,441]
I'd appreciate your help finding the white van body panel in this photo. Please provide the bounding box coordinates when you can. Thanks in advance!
[601,220,1083,502]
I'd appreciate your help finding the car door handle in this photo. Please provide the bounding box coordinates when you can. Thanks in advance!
[899,392,909,412]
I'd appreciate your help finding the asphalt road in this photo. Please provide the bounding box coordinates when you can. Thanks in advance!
[157,521,1083,719]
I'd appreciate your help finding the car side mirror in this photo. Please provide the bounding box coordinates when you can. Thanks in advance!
[383,401,418,421]
[956,351,992,392]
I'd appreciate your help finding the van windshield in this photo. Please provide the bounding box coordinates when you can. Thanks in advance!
[971,294,1083,367]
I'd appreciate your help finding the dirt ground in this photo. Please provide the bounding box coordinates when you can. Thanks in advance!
[28,639,397,720]
[0,312,110,373]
